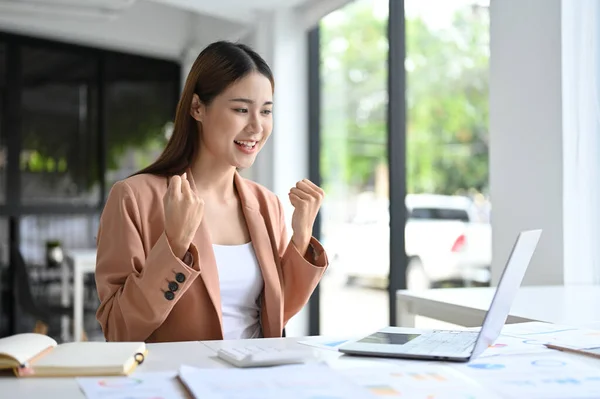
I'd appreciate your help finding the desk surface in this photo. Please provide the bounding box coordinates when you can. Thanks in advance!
[2,333,600,398]
[397,285,600,328]
[0,337,323,398]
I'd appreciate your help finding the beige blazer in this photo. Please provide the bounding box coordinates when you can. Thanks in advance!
[95,170,328,343]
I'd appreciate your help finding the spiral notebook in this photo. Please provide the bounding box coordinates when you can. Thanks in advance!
[0,333,146,377]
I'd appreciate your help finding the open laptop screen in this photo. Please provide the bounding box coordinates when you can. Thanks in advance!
[471,229,542,358]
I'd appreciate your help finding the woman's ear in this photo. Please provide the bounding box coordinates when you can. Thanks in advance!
[190,94,205,122]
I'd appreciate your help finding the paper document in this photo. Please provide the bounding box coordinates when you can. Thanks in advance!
[455,352,600,398]
[337,363,500,398]
[478,334,553,358]
[297,338,351,351]
[501,322,600,349]
[178,363,379,399]
[77,371,187,399]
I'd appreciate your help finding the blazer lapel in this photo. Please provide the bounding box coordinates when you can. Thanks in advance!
[234,173,283,337]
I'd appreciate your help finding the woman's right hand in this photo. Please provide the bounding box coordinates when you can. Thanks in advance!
[163,173,205,259]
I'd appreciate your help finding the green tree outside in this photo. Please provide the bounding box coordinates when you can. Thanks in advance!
[320,1,489,196]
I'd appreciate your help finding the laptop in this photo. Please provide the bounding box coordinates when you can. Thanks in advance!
[338,229,542,362]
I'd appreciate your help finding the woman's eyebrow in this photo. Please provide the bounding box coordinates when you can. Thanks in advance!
[229,98,273,105]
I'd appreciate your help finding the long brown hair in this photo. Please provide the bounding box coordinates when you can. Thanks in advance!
[134,41,274,177]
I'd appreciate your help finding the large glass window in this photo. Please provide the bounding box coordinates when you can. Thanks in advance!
[405,0,491,297]
[0,32,180,339]
[316,0,490,335]
[319,0,390,337]
[0,217,8,338]
[105,53,178,189]
[20,46,100,206]
[19,215,99,265]
[0,41,6,205]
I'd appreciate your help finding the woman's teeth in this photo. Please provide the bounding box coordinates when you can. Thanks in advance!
[234,140,257,148]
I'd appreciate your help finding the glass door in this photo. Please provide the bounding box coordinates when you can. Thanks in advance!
[318,0,391,337]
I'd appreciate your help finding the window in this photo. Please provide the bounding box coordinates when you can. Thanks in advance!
[20,45,100,206]
[104,53,179,189]
[405,0,491,293]
[319,0,390,337]
[19,215,99,265]
[409,208,469,222]
[0,32,181,339]
[0,217,8,337]
[0,41,5,205]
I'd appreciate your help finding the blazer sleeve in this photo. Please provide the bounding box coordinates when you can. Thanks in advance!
[95,181,201,342]
[276,198,329,325]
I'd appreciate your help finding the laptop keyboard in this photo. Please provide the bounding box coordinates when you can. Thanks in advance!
[400,330,479,356]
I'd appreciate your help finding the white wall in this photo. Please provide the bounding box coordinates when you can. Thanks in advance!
[561,0,600,285]
[489,0,564,286]
[180,14,249,89]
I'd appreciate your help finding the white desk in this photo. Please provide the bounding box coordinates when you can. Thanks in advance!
[1,334,599,398]
[0,337,323,398]
[61,249,97,342]
[396,285,600,328]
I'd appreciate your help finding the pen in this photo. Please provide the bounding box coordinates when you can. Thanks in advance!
[545,343,600,360]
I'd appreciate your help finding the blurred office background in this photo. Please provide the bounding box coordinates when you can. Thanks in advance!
[0,0,598,342]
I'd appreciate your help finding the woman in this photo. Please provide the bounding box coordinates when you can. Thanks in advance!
[95,41,328,343]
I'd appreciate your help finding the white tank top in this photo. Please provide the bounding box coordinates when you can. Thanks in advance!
[212,242,264,340]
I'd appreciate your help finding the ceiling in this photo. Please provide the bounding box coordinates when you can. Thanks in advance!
[0,0,348,59]
[0,0,315,25]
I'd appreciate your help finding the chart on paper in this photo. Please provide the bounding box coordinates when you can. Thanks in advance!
[338,364,499,399]
[501,322,600,349]
[478,334,552,358]
[178,364,380,399]
[77,371,186,399]
[456,353,600,398]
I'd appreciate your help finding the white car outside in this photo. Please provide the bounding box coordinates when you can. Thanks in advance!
[336,193,492,290]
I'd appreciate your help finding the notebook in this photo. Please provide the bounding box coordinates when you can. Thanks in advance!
[0,333,146,377]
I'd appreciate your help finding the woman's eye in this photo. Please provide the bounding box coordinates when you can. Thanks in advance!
[234,108,248,113]
[262,109,273,115]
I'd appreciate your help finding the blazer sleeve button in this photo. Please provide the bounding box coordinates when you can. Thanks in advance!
[168,281,179,292]
[175,272,186,283]
[164,291,175,301]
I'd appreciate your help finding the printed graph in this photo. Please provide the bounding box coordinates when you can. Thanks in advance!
[531,359,566,367]
[389,372,448,382]
[97,378,143,388]
[504,375,600,388]
[516,327,578,336]
[323,340,348,347]
[522,339,547,345]
[467,363,505,370]
[116,397,166,399]
[367,385,400,396]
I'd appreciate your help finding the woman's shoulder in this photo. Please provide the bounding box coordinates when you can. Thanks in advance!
[108,173,167,203]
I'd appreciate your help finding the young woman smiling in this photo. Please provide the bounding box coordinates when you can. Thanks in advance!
[95,41,328,343]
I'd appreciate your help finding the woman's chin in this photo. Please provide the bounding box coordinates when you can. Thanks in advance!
[233,161,255,170]
[232,154,258,170]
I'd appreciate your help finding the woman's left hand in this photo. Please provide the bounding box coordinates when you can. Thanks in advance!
[289,179,324,254]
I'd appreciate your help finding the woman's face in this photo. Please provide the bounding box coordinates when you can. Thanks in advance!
[191,72,274,170]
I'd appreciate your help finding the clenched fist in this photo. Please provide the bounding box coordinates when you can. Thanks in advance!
[288,179,324,254]
[163,173,204,259]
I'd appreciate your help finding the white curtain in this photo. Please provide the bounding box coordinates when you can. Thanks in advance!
[562,0,600,285]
